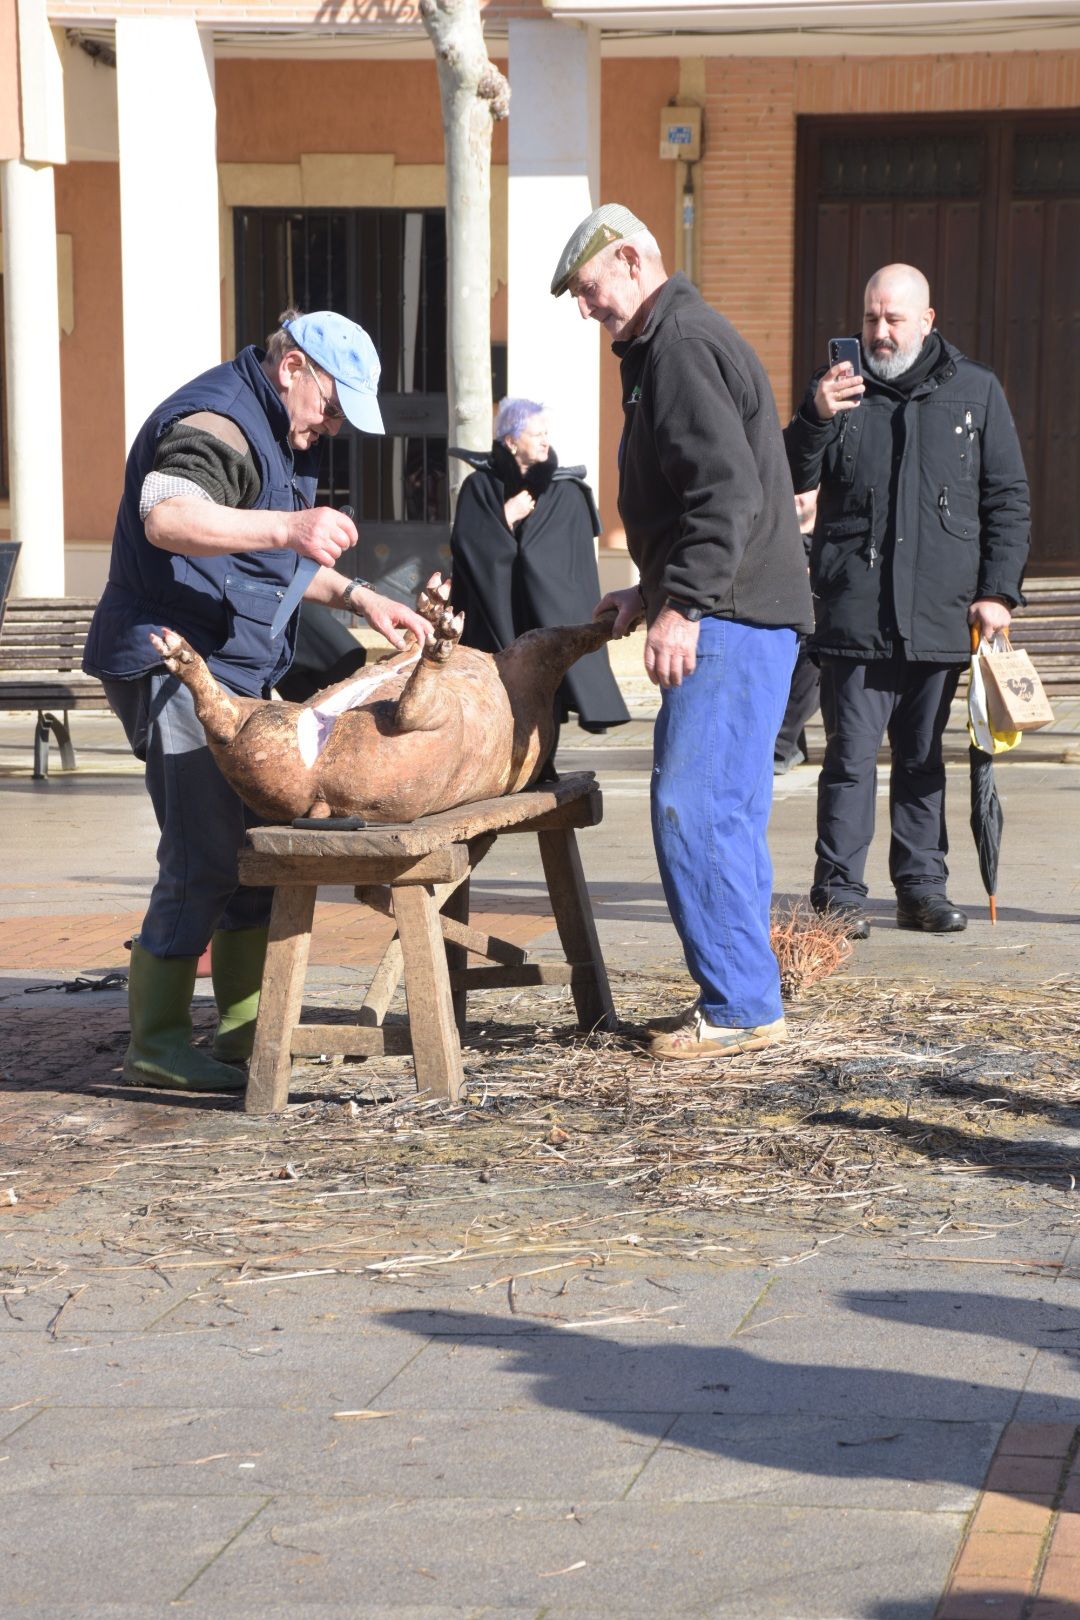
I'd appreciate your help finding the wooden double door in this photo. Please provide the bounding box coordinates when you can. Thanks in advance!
[796,112,1080,574]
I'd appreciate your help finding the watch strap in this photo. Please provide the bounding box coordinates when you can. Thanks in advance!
[664,597,704,622]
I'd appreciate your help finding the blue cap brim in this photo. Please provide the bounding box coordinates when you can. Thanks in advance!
[336,381,384,435]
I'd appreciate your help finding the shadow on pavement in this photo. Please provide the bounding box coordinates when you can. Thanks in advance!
[380,1296,1080,1488]
[810,1105,1080,1190]
[842,1288,1080,1352]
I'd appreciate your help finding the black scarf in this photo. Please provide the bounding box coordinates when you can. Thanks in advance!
[489,440,559,500]
[870,331,947,398]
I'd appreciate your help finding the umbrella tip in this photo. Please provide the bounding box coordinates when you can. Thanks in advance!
[989,895,997,925]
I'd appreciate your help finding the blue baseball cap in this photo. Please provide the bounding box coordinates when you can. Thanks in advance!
[283,311,385,434]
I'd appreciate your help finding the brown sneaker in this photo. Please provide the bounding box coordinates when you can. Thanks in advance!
[646,1011,788,1062]
[645,1000,701,1038]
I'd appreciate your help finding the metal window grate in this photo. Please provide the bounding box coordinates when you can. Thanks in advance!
[1014,132,1080,195]
[234,206,452,601]
[819,136,983,198]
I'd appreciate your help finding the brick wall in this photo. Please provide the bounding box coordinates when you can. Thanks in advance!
[701,49,1080,418]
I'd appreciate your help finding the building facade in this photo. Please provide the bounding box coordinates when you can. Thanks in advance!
[3,0,1079,599]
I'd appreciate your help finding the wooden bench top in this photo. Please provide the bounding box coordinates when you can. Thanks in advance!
[244,772,602,861]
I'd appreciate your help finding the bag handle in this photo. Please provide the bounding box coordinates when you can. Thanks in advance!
[971,623,1012,656]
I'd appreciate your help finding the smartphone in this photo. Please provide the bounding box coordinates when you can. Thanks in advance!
[828,336,863,377]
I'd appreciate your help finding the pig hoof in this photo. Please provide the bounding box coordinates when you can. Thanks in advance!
[425,608,464,665]
[416,573,456,628]
[149,628,195,671]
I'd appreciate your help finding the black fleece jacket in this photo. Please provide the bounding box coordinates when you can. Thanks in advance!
[612,272,813,633]
[784,332,1030,662]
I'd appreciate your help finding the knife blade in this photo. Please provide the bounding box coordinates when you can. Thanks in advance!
[269,505,355,639]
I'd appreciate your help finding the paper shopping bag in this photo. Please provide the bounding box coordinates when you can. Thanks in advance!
[981,638,1055,732]
[968,637,1021,755]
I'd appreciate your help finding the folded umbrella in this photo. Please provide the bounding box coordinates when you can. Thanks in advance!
[967,626,1014,926]
[968,742,1003,925]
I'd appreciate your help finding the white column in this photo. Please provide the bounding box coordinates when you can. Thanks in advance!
[507,21,601,505]
[2,158,66,595]
[115,18,220,449]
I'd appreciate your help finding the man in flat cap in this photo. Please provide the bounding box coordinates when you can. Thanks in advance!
[84,307,432,1095]
[552,205,813,1062]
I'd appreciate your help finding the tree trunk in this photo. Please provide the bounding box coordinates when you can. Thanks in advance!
[419,0,510,508]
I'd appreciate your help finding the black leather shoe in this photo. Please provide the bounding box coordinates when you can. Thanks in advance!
[812,899,870,941]
[896,893,968,933]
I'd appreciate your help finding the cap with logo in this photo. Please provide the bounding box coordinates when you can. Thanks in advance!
[550,203,647,298]
[283,311,385,434]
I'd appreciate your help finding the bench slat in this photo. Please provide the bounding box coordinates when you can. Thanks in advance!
[0,600,108,773]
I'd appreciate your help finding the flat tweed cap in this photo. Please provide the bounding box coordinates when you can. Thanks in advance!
[550,203,646,297]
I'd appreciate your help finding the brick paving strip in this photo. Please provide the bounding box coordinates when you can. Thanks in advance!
[0,900,556,972]
[937,1421,1080,1619]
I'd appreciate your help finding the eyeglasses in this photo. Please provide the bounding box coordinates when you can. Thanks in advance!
[305,360,345,422]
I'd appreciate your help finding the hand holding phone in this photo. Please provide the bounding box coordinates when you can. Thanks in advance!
[814,337,866,420]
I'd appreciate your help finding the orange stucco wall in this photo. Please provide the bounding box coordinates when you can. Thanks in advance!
[0,0,21,161]
[215,57,507,167]
[598,57,680,540]
[54,162,124,545]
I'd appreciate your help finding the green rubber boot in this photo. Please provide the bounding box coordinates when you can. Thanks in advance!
[123,939,244,1092]
[211,925,268,1062]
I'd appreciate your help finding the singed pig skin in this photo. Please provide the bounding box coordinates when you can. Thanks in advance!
[149,599,618,824]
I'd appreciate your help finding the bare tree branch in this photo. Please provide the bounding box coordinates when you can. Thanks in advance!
[419,0,510,503]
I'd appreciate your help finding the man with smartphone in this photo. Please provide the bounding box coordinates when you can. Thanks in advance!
[784,262,1029,938]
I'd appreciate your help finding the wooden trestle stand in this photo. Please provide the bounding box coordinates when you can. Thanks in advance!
[237,772,615,1113]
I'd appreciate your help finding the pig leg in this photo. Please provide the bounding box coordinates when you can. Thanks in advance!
[148,629,252,746]
[392,577,466,735]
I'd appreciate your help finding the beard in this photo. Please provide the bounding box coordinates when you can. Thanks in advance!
[863,332,925,381]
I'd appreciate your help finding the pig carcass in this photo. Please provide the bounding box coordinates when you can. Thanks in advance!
[148,576,620,824]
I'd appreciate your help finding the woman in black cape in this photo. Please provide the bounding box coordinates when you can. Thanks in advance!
[449,397,630,734]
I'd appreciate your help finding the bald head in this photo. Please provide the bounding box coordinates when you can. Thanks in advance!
[865,263,931,310]
[862,263,935,382]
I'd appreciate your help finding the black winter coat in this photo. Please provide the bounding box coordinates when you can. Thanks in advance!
[612,273,813,633]
[449,443,630,729]
[784,334,1030,662]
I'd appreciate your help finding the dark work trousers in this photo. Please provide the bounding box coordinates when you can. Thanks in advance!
[774,640,820,764]
[811,653,963,907]
[104,671,274,958]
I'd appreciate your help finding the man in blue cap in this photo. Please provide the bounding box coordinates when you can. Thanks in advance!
[84,308,432,1093]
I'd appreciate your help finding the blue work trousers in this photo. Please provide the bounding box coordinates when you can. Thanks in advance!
[651,617,798,1028]
[105,672,273,958]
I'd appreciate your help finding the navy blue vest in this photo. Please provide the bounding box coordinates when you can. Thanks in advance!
[83,347,320,697]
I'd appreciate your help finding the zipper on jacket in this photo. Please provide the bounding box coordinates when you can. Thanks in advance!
[938,484,951,517]
[867,486,877,569]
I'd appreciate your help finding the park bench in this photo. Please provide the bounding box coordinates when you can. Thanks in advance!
[237,771,615,1113]
[1009,577,1080,696]
[0,594,109,778]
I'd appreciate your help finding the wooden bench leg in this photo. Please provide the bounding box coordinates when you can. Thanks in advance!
[442,874,470,1036]
[537,827,617,1034]
[244,884,316,1114]
[393,883,465,1102]
[358,937,404,1027]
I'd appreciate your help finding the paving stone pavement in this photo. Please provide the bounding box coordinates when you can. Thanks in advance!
[2,706,1080,1617]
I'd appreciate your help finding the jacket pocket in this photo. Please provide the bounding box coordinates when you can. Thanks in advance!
[813,487,879,579]
[936,486,977,542]
[223,574,288,624]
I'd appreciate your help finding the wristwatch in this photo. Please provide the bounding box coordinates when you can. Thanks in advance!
[664,597,705,622]
[340,578,371,615]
